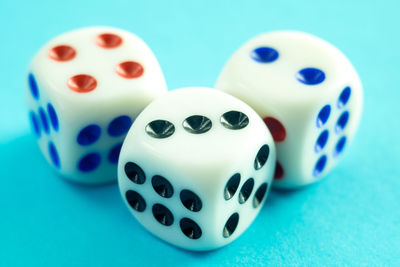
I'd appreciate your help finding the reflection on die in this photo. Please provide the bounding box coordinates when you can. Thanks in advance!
[118,87,276,250]
[27,26,167,184]
[216,31,363,188]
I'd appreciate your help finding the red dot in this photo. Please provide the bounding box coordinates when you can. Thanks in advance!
[48,45,76,61]
[263,117,286,142]
[67,74,97,93]
[274,161,284,180]
[96,33,122,48]
[116,61,144,79]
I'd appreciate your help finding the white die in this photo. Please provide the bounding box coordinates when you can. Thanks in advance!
[27,26,166,184]
[216,31,363,188]
[118,87,276,250]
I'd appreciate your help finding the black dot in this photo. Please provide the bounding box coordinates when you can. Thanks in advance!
[223,213,239,238]
[145,120,175,138]
[152,175,174,198]
[180,218,202,239]
[220,111,249,130]
[152,204,174,226]
[124,162,146,184]
[238,178,254,204]
[182,115,212,134]
[253,183,268,208]
[254,144,270,170]
[224,173,241,200]
[180,190,202,212]
[125,190,146,212]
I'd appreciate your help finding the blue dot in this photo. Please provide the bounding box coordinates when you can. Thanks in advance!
[296,68,326,85]
[48,142,60,168]
[335,111,349,133]
[250,47,279,63]
[108,143,123,164]
[78,153,101,172]
[316,105,331,128]
[39,107,49,134]
[77,125,101,146]
[29,111,41,138]
[47,103,59,131]
[313,155,327,177]
[315,130,329,153]
[108,115,132,137]
[337,87,351,109]
[334,136,347,156]
[28,73,39,100]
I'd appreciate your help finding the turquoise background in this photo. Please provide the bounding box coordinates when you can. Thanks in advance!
[1,0,399,266]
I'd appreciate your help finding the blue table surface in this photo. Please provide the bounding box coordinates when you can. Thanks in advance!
[1,0,399,266]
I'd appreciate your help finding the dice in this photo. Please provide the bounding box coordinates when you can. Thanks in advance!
[118,87,276,250]
[27,26,166,184]
[216,31,363,188]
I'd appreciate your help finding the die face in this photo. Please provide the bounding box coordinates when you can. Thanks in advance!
[298,85,360,186]
[30,26,165,104]
[216,31,362,188]
[27,26,167,183]
[27,87,136,183]
[27,76,63,172]
[216,31,361,105]
[118,87,275,250]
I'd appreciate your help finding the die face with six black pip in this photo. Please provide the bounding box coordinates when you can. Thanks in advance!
[118,87,276,251]
[27,26,167,184]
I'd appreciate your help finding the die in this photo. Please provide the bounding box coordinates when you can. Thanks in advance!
[215,31,363,188]
[27,26,167,184]
[117,87,276,250]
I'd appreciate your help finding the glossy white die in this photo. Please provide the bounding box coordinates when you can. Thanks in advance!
[216,31,363,188]
[27,26,166,184]
[118,87,276,250]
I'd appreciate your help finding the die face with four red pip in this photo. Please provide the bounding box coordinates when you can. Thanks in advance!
[118,87,276,250]
[216,31,363,188]
[27,26,167,184]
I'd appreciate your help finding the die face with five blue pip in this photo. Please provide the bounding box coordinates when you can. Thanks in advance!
[118,87,276,250]
[216,31,363,188]
[27,26,167,184]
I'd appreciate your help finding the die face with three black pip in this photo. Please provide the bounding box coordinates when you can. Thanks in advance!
[118,87,276,250]
[216,31,363,188]
[27,26,167,184]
